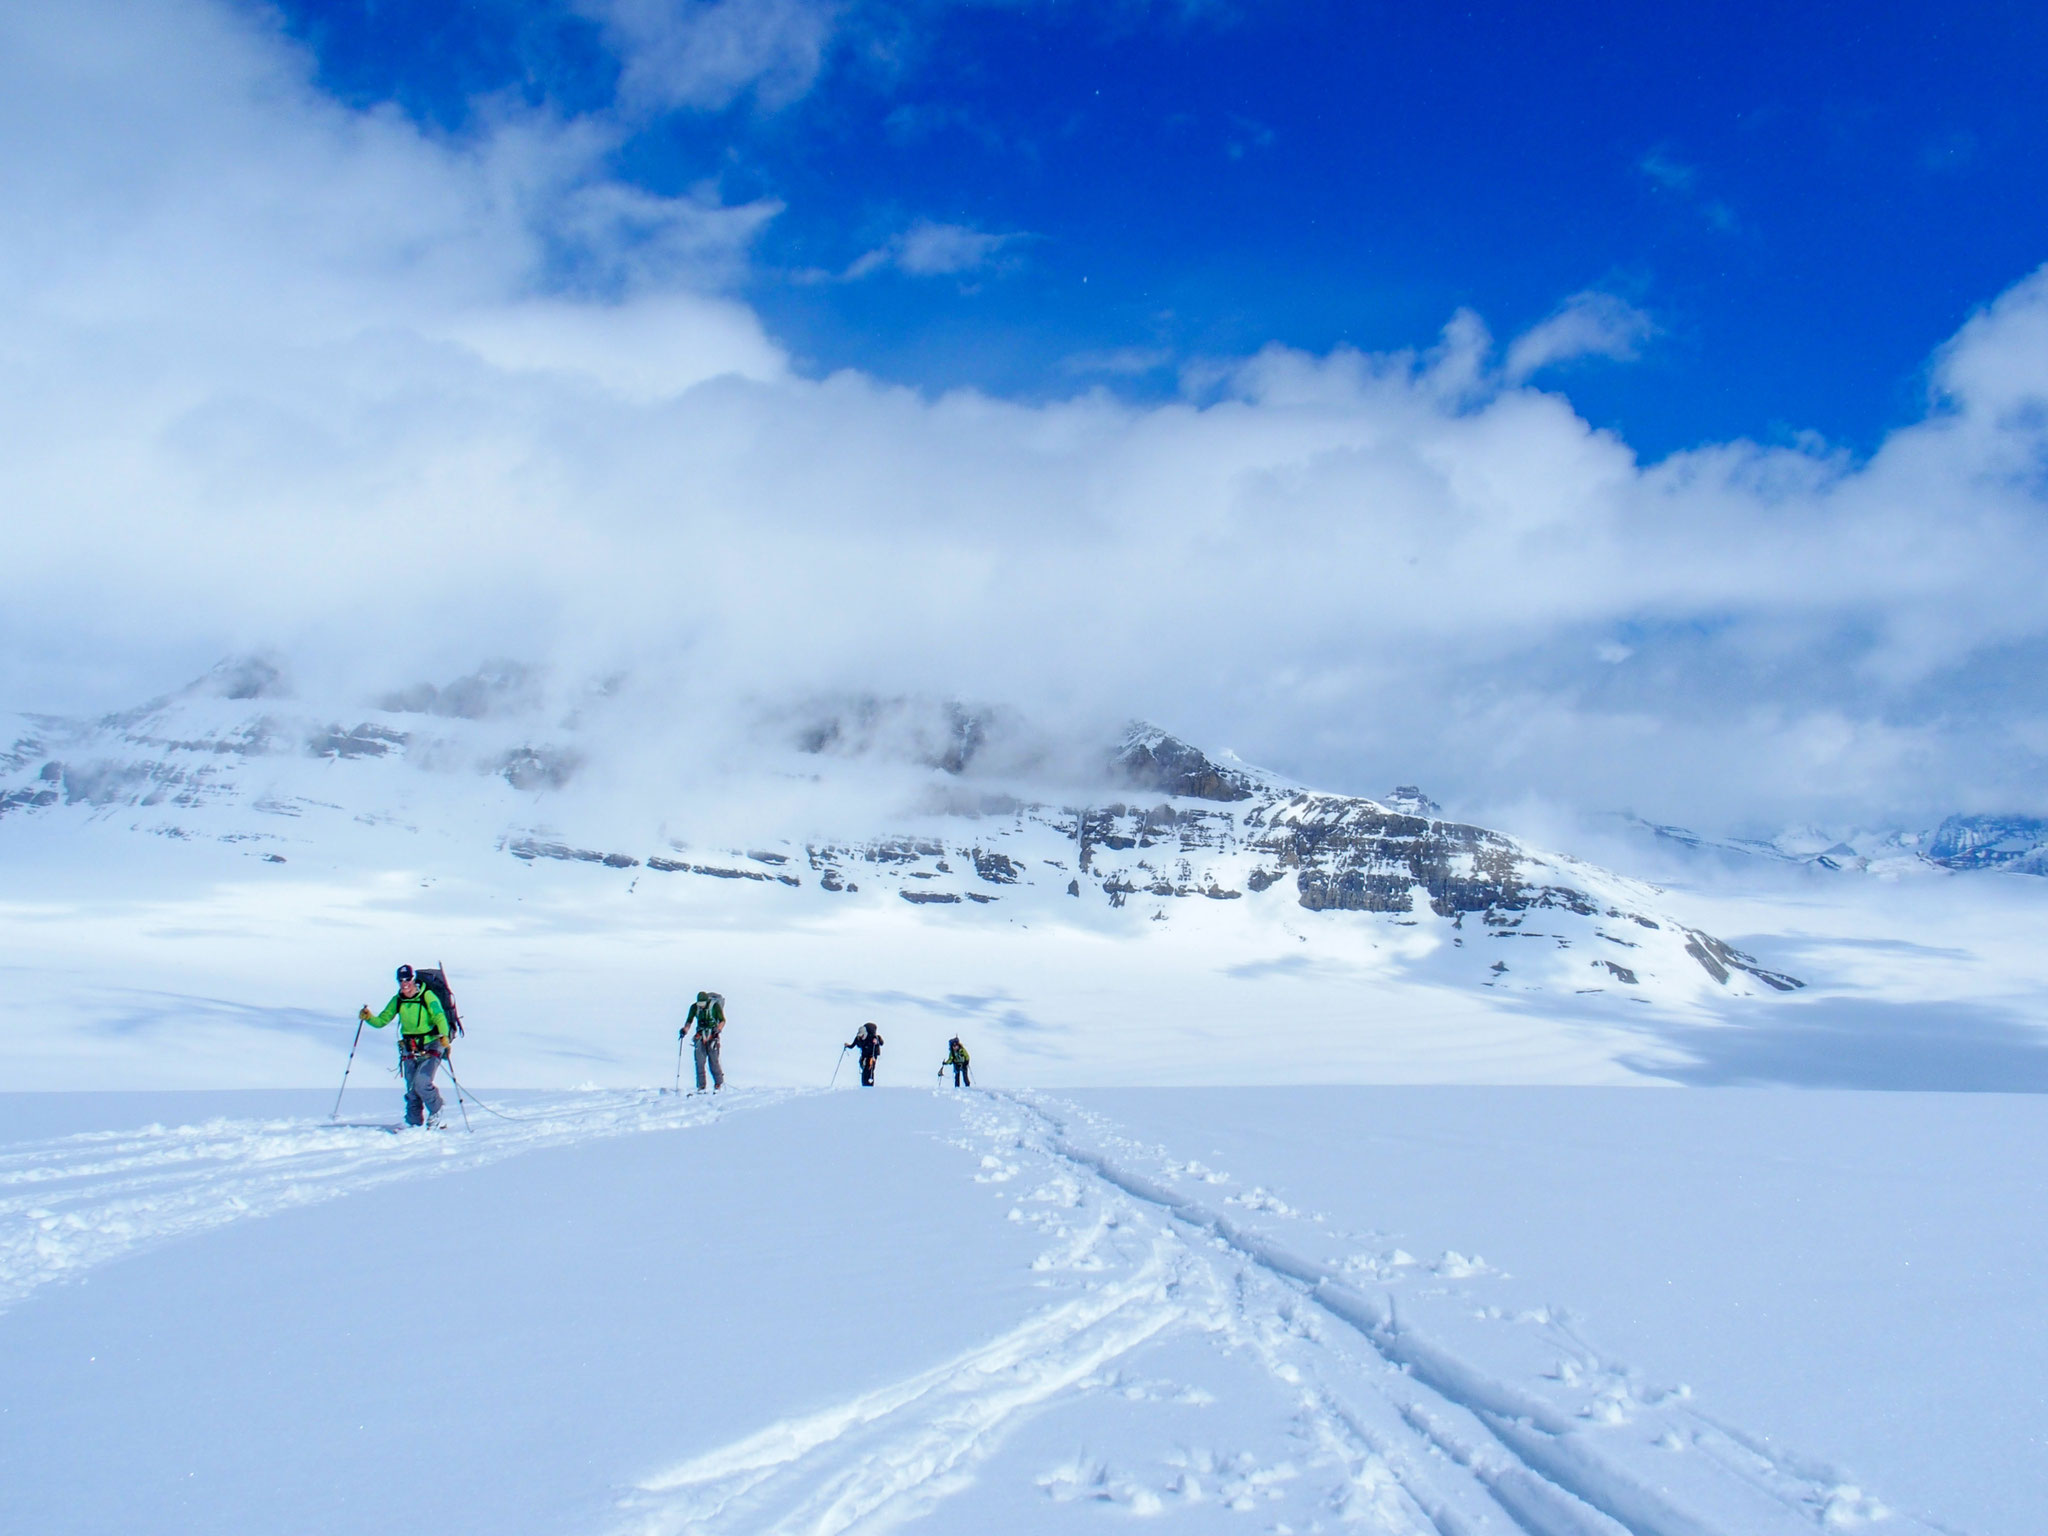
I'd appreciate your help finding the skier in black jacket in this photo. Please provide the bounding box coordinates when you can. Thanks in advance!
[848,1022,884,1086]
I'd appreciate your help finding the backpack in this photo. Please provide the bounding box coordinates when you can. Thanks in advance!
[412,966,465,1038]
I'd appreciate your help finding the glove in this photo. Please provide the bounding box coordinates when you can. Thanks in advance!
[358,1005,372,1022]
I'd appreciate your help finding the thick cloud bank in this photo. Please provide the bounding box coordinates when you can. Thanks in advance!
[4,0,2047,832]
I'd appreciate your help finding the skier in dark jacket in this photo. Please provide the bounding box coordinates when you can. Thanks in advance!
[360,964,450,1128]
[682,991,726,1092]
[847,1022,884,1086]
[944,1036,971,1088]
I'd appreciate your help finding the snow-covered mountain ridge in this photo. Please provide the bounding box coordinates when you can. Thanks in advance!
[1623,811,2048,876]
[0,659,1805,1006]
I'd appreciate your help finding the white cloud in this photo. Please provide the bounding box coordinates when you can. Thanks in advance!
[1639,147,1738,233]
[1638,148,1697,193]
[1504,291,1656,381]
[6,1,2048,833]
[845,219,1024,279]
[575,0,845,114]
[1063,346,1175,377]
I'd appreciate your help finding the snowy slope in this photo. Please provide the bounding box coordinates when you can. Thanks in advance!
[4,1085,2032,1535]
[0,659,1857,1090]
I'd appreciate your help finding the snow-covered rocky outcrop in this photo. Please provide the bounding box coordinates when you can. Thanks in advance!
[0,659,1806,1003]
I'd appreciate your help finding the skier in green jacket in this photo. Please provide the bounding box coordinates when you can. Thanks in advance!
[944,1036,971,1088]
[360,964,451,1127]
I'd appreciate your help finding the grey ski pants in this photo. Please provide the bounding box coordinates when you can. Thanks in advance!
[694,1035,724,1091]
[402,1052,444,1125]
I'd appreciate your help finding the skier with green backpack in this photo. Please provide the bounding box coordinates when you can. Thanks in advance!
[682,990,726,1092]
[358,964,461,1128]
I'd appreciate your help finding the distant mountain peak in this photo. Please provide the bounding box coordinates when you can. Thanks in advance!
[203,655,289,702]
[1112,724,1255,802]
[1383,785,1441,818]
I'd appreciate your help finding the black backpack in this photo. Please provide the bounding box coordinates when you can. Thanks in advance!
[412,966,465,1038]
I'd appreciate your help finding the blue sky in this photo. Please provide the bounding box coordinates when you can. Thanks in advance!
[280,0,2048,458]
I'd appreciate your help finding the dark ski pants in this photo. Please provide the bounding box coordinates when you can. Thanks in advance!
[951,1064,970,1087]
[859,1054,879,1086]
[694,1035,724,1091]
[402,1052,444,1125]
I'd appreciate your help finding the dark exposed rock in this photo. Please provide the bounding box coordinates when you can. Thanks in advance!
[1113,727,1254,802]
[209,656,289,701]
[497,746,580,792]
[506,836,638,869]
[1297,870,1413,912]
[1066,879,1080,896]
[864,838,946,864]
[747,850,789,865]
[972,848,1022,884]
[901,890,962,904]
[1246,868,1281,893]
[1255,793,1527,918]
[1383,785,1442,817]
[0,785,59,818]
[1682,929,1804,991]
[1601,960,1639,984]
[310,724,408,760]
[932,706,986,776]
[648,859,800,886]
[1683,933,1729,983]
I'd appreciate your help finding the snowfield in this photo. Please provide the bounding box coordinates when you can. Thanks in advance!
[7,664,2048,1535]
[3,1085,2040,1535]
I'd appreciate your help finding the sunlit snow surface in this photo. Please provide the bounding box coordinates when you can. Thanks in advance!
[3,1086,2039,1535]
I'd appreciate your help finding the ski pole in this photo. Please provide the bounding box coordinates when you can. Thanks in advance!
[675,1032,686,1096]
[331,1018,365,1119]
[445,1051,471,1132]
[829,1044,849,1088]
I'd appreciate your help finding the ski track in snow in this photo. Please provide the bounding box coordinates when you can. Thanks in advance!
[618,1090,1948,1536]
[0,1088,780,1315]
[0,1089,1956,1533]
